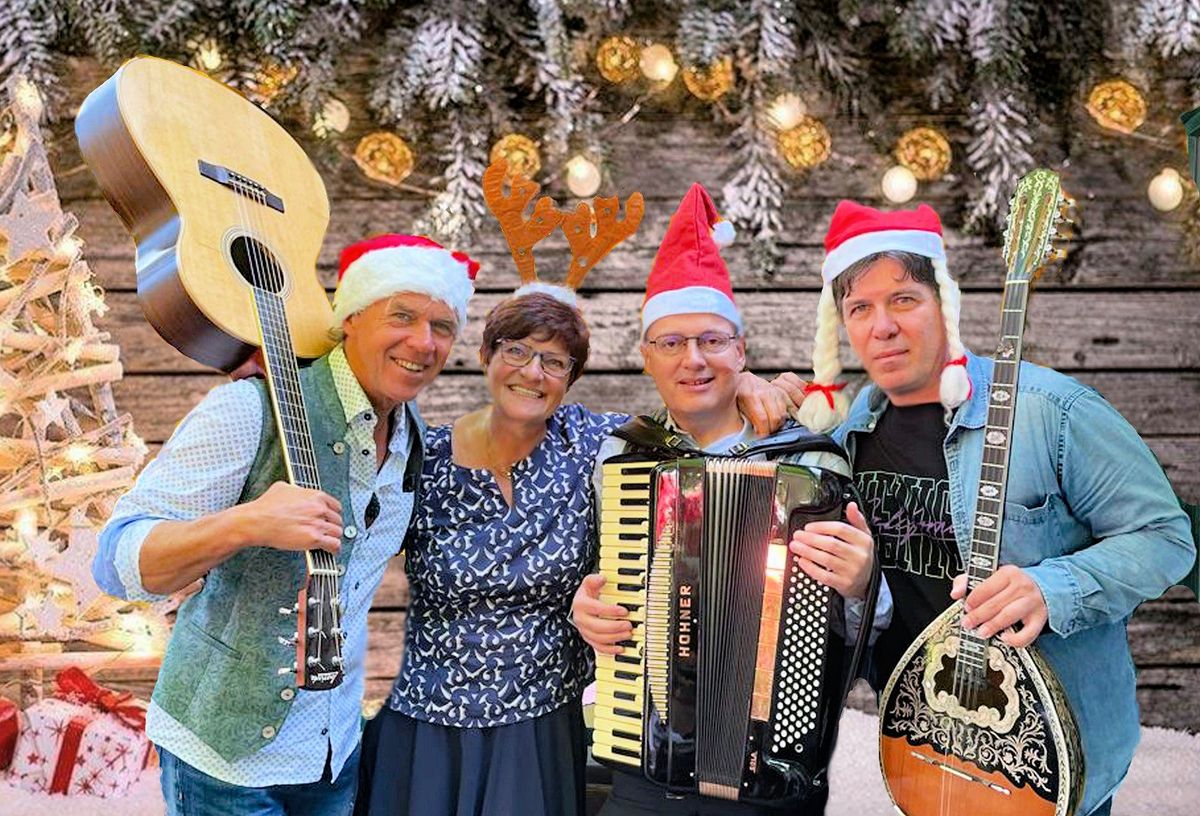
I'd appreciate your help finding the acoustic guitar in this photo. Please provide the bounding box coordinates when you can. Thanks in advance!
[76,56,345,691]
[878,169,1084,816]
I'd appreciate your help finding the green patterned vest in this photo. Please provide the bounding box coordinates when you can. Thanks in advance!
[150,353,415,761]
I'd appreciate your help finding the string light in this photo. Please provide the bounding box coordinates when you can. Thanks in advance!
[13,77,44,120]
[766,93,807,131]
[881,165,918,203]
[55,235,83,262]
[565,155,602,197]
[1148,168,1184,212]
[14,508,37,542]
[313,98,351,137]
[192,38,224,73]
[640,44,679,85]
[64,442,95,468]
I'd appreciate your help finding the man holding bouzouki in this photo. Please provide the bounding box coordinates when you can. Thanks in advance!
[772,194,1195,816]
[94,234,478,814]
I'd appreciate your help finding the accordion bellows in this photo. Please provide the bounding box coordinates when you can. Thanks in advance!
[593,457,857,805]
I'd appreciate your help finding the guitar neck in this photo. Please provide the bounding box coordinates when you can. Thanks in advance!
[960,278,1030,659]
[251,289,323,493]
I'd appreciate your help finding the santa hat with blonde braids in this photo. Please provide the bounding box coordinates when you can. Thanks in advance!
[797,200,971,432]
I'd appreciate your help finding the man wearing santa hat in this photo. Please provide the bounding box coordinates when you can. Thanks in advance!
[93,235,479,813]
[776,200,1194,816]
[571,184,888,815]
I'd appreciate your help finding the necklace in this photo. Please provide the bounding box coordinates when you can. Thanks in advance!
[483,413,517,480]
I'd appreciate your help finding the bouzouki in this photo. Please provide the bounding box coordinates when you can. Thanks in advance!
[878,169,1084,816]
[76,56,345,690]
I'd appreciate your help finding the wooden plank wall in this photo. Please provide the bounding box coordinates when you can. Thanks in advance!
[44,57,1199,728]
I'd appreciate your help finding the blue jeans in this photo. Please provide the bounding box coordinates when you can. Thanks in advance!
[158,744,360,816]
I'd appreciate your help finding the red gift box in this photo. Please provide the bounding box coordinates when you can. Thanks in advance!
[8,668,150,797]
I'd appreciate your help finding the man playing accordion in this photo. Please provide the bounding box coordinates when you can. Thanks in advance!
[571,184,890,816]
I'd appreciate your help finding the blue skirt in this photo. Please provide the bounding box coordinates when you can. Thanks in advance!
[354,699,587,816]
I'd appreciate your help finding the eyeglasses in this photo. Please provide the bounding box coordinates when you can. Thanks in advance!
[495,340,575,379]
[643,332,739,357]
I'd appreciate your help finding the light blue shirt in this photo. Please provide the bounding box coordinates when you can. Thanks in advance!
[94,346,414,786]
[837,351,1195,814]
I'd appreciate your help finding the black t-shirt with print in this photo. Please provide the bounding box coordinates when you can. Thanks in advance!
[852,401,961,689]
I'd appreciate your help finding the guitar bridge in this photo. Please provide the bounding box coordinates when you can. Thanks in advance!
[198,160,285,212]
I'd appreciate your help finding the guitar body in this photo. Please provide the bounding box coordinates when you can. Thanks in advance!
[77,57,346,690]
[880,602,1084,816]
[76,55,333,372]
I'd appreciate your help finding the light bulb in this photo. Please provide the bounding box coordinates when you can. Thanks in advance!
[881,165,918,204]
[766,93,806,131]
[640,44,679,84]
[565,155,602,197]
[1148,168,1184,212]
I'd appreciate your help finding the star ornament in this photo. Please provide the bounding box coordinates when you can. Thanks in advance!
[48,524,105,613]
[0,188,60,262]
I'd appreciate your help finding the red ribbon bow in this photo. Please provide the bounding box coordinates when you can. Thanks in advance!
[943,354,973,400]
[803,381,847,411]
[54,668,146,732]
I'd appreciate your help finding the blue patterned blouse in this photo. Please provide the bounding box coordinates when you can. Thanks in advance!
[387,404,628,728]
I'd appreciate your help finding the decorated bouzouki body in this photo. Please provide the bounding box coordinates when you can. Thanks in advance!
[878,169,1084,816]
[75,56,345,691]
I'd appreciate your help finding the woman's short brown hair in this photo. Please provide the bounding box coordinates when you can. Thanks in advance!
[480,293,591,386]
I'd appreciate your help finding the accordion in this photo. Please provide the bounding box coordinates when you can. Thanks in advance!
[592,454,870,805]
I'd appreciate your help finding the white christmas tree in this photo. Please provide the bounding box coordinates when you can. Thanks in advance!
[0,75,168,690]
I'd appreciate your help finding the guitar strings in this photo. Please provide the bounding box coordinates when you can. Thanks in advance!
[247,181,344,671]
[232,172,341,682]
[245,181,339,676]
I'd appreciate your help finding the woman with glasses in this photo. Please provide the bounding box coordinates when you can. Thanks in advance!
[353,290,630,816]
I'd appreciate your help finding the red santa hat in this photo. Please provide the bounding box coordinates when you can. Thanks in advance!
[797,200,970,432]
[641,183,739,335]
[331,234,480,335]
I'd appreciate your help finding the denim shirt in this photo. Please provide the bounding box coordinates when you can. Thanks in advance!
[835,351,1195,814]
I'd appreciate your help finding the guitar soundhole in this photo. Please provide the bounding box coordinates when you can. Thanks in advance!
[932,652,1008,713]
[230,234,286,294]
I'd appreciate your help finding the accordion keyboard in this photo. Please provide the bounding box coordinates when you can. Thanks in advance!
[592,460,656,767]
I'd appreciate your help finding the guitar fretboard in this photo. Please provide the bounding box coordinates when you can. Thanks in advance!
[250,288,341,587]
[252,289,324,493]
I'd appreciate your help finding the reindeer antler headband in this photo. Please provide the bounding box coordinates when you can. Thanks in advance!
[482,157,644,303]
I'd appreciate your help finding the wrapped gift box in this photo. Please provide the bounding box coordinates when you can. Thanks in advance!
[7,669,149,797]
[0,696,16,770]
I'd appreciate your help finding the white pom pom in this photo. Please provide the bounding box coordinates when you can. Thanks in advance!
[796,388,848,434]
[939,364,972,411]
[712,219,736,248]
